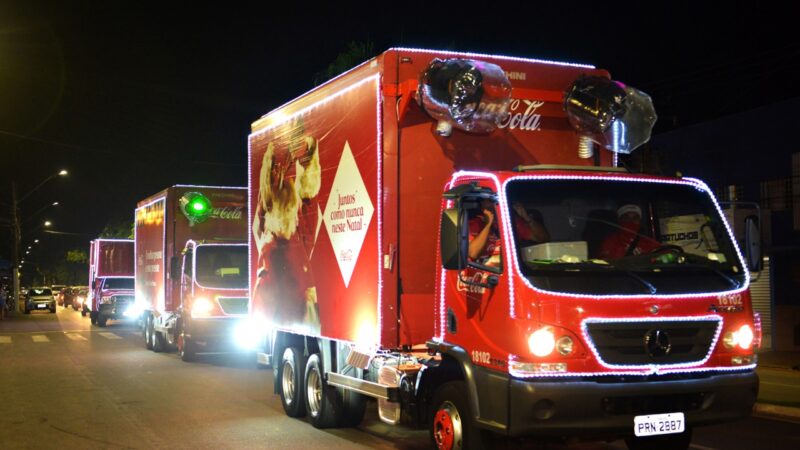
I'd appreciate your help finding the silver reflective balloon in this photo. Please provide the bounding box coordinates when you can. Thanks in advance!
[417,58,512,135]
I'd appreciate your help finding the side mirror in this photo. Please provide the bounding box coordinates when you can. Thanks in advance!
[440,208,467,270]
[170,256,182,280]
[744,215,762,272]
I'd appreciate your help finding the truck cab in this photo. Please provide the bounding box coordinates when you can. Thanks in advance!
[172,241,249,360]
[93,276,135,327]
[435,168,759,440]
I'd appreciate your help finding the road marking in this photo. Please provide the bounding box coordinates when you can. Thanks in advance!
[65,333,88,341]
[0,336,11,344]
[690,444,719,450]
[98,332,122,340]
[32,335,50,343]
[761,381,799,388]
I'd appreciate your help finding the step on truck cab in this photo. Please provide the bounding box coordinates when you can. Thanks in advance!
[246,48,761,449]
[88,239,135,327]
[135,185,250,361]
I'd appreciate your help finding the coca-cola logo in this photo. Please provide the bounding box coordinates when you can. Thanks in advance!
[210,206,243,220]
[496,99,544,131]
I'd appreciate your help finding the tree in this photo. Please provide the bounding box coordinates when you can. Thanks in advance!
[313,41,375,86]
[99,218,133,239]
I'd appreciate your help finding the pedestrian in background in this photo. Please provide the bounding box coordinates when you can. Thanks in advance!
[0,287,7,320]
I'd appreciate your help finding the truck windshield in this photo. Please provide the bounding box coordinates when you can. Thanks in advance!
[102,278,134,290]
[505,178,746,295]
[194,245,248,289]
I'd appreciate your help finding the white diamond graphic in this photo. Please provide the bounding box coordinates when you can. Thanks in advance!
[323,141,374,287]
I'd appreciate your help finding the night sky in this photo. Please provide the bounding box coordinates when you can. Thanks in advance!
[2,1,799,280]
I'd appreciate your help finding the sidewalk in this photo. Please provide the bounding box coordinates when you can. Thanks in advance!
[755,349,800,422]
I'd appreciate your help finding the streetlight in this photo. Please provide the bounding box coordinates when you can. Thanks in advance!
[10,169,69,307]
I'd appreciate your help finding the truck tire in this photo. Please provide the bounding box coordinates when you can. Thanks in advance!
[90,311,97,325]
[151,327,166,353]
[279,346,307,418]
[430,381,490,450]
[97,316,107,327]
[304,353,339,428]
[144,315,154,350]
[179,322,196,362]
[336,387,367,427]
[625,428,692,450]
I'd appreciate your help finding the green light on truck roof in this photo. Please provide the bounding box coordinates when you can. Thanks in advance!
[179,192,212,226]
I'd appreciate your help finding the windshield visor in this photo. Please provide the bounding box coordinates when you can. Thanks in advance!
[194,245,248,289]
[505,178,745,295]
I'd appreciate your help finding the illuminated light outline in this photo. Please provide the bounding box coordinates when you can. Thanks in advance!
[247,137,253,318]
[497,173,750,302]
[92,238,134,278]
[394,47,595,69]
[507,357,756,379]
[375,77,384,349]
[581,315,724,371]
[184,240,249,293]
[134,196,167,313]
[248,75,383,347]
[173,184,246,191]
[251,75,381,138]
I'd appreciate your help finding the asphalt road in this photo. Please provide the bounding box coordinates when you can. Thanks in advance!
[1,306,799,450]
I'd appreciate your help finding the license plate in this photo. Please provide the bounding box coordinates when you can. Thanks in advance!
[37,304,47,309]
[634,412,685,437]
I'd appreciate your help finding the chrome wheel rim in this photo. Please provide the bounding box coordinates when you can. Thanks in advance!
[306,364,322,417]
[282,360,296,406]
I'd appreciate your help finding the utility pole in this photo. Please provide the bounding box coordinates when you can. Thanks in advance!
[11,182,22,311]
[11,182,21,311]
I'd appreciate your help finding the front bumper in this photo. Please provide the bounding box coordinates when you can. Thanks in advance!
[99,303,135,320]
[185,316,246,351]
[504,370,757,437]
[28,301,55,310]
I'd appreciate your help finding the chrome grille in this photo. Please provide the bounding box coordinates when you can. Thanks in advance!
[217,297,248,315]
[585,319,720,366]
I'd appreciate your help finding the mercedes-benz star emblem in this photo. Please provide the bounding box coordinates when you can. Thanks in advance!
[644,329,672,358]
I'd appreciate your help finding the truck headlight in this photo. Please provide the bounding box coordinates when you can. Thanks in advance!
[528,328,555,357]
[191,297,213,318]
[723,324,754,350]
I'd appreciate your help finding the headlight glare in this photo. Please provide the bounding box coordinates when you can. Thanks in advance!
[528,328,556,357]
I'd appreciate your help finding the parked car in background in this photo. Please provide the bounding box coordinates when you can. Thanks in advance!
[25,287,56,314]
[72,288,89,313]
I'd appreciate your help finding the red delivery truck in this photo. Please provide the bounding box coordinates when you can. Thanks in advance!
[247,48,761,449]
[135,185,249,361]
[87,238,135,327]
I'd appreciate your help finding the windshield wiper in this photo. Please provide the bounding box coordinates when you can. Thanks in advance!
[652,264,741,289]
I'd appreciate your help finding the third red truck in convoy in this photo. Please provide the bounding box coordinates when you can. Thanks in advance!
[245,48,762,449]
[135,185,249,361]
[88,238,135,326]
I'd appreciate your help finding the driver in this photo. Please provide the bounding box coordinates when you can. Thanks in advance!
[598,204,660,259]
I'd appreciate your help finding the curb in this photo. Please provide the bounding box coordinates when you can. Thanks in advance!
[753,403,800,422]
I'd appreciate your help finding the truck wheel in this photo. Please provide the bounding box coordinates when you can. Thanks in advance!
[151,327,166,353]
[144,315,154,350]
[279,346,307,418]
[97,316,107,327]
[179,323,196,362]
[90,311,97,325]
[336,387,367,427]
[304,353,339,428]
[430,381,490,450]
[625,428,692,450]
